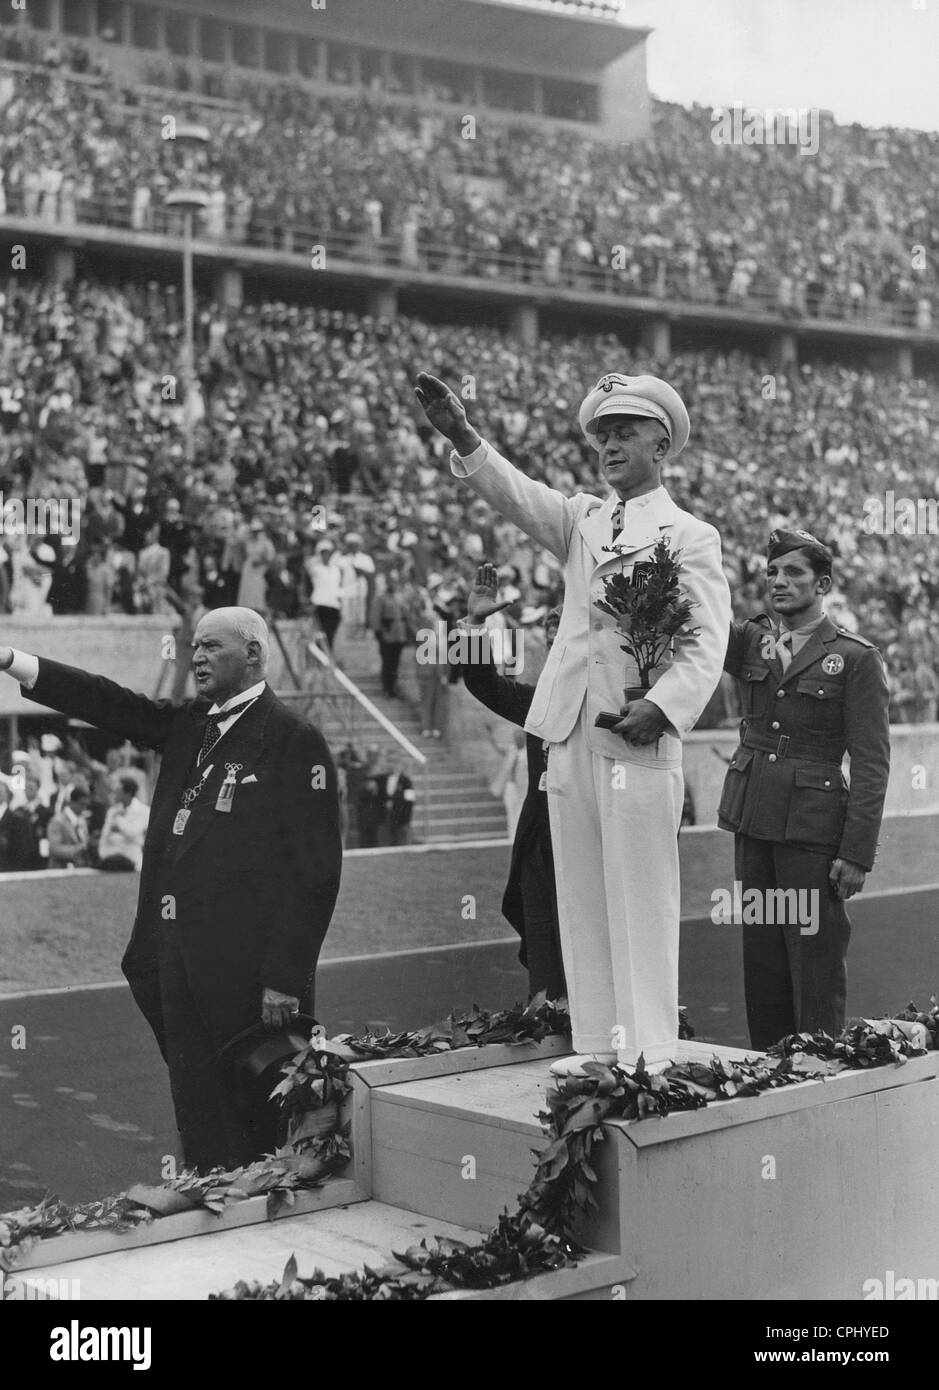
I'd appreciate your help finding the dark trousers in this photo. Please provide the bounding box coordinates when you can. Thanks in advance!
[518,843,567,1001]
[378,640,405,696]
[158,918,280,1172]
[357,807,385,848]
[98,854,137,872]
[315,605,341,652]
[735,834,851,1051]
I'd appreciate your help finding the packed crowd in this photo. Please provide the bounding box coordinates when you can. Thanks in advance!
[0,274,937,722]
[0,41,936,322]
[0,726,415,865]
[0,734,152,873]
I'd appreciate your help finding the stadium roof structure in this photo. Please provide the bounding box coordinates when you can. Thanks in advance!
[356,0,646,70]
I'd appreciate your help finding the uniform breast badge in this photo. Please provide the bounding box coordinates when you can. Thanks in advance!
[215,763,244,813]
[822,654,844,675]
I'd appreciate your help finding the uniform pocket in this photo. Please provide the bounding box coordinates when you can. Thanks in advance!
[741,666,770,716]
[717,746,753,828]
[795,676,844,731]
[784,765,846,849]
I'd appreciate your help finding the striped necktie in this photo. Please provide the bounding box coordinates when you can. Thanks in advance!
[611,502,624,542]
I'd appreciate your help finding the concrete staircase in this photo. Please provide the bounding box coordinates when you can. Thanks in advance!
[298,632,508,846]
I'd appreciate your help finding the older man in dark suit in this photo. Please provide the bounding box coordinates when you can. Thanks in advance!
[0,607,342,1171]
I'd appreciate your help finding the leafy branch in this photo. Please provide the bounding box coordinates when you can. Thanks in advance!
[595,537,700,689]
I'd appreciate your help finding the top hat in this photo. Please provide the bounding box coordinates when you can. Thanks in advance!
[217,1014,318,1108]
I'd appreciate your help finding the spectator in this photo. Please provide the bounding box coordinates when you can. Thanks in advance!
[356,744,387,849]
[8,770,52,870]
[384,755,416,846]
[236,517,274,613]
[159,498,192,594]
[305,538,344,652]
[84,542,114,615]
[97,775,150,871]
[48,786,92,867]
[410,584,449,739]
[337,741,365,847]
[0,782,13,870]
[135,523,172,614]
[371,571,412,699]
[337,533,373,635]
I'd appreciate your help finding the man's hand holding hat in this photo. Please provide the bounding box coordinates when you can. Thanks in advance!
[261,985,300,1032]
[414,373,481,457]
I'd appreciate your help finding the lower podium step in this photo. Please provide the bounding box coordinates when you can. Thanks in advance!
[8,1202,482,1302]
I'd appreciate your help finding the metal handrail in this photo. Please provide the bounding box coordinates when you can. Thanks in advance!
[2,187,933,335]
[304,641,427,766]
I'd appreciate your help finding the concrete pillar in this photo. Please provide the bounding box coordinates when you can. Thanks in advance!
[47,246,76,284]
[769,330,799,372]
[367,285,398,319]
[868,342,914,379]
[639,316,670,363]
[509,302,539,347]
[895,344,914,380]
[213,265,243,309]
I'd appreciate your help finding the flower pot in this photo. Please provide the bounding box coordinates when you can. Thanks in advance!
[622,686,650,706]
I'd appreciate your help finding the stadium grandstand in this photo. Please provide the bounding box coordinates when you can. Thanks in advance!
[1,0,938,848]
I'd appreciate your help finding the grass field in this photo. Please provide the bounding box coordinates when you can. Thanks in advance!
[0,845,515,993]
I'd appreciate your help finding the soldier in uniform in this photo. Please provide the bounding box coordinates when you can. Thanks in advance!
[718,528,891,1050]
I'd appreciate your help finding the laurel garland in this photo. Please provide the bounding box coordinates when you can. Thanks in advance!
[0,996,572,1274]
[2,998,934,1296]
[211,1002,937,1301]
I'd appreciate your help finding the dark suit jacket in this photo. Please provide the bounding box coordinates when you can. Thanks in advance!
[0,805,16,871]
[461,660,554,963]
[386,772,414,828]
[6,801,52,871]
[24,660,343,1055]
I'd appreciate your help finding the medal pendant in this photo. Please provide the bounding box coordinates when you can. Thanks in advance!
[172,809,190,836]
[538,771,548,792]
[215,764,242,813]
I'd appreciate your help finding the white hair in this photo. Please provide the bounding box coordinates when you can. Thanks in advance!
[197,606,270,670]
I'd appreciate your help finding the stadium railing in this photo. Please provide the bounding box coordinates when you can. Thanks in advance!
[0,188,929,334]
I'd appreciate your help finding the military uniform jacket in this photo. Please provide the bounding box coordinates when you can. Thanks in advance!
[718,614,890,870]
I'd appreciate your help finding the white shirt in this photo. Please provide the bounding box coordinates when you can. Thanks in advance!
[305,557,343,610]
[98,796,150,870]
[203,680,267,749]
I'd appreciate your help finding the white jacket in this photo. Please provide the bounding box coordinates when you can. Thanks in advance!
[450,440,731,767]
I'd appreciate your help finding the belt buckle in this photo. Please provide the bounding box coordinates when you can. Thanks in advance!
[776,734,790,757]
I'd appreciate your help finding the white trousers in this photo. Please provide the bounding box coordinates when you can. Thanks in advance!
[545,700,684,1064]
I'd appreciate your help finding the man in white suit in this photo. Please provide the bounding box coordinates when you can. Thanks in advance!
[415,370,731,1071]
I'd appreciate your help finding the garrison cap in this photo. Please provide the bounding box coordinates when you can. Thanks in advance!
[579,372,690,457]
[767,528,834,566]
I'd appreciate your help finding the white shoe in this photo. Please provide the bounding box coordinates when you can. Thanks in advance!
[549,1053,616,1079]
[617,1049,674,1074]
